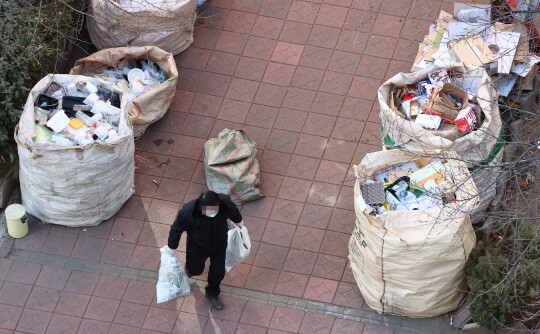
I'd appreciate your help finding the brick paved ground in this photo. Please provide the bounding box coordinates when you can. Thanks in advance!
[1,0,491,332]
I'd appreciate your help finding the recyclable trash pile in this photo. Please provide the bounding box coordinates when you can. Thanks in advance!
[33,80,122,146]
[70,46,179,136]
[351,0,540,320]
[411,2,540,110]
[388,69,480,134]
[359,158,456,215]
[349,150,479,318]
[93,60,167,105]
[17,74,135,227]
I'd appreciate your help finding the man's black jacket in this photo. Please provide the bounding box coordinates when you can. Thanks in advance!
[167,194,242,252]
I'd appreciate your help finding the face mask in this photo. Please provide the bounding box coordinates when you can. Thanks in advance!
[205,210,218,218]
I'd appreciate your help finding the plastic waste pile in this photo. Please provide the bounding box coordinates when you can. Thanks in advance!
[94,60,167,104]
[389,69,480,133]
[358,159,456,215]
[33,80,123,146]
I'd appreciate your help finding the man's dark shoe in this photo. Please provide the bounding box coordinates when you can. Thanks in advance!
[185,268,193,278]
[205,293,224,310]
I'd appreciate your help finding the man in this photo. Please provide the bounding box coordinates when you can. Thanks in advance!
[164,191,243,310]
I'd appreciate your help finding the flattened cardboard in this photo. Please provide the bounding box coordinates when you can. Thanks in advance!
[492,22,530,63]
[520,63,538,90]
[436,10,456,31]
[424,29,446,62]
[449,35,495,67]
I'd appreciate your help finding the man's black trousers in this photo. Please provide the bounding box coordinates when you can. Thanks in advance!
[185,241,226,297]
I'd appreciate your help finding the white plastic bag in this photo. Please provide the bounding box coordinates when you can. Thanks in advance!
[225,224,251,272]
[156,246,191,303]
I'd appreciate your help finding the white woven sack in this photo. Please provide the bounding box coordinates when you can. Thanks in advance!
[349,149,478,318]
[16,74,135,227]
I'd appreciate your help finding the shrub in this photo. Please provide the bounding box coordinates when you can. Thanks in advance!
[0,0,75,162]
[465,220,540,331]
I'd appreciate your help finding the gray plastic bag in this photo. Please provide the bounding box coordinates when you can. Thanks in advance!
[204,129,263,205]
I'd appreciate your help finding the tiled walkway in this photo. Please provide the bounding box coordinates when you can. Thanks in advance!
[1,0,489,332]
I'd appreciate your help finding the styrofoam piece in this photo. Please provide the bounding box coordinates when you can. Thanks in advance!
[415,114,442,130]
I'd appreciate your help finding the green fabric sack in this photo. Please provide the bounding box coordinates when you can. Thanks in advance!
[204,129,263,205]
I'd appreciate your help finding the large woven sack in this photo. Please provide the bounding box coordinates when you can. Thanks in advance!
[379,63,503,221]
[204,129,263,205]
[15,74,135,227]
[87,0,196,56]
[70,46,178,136]
[349,149,478,318]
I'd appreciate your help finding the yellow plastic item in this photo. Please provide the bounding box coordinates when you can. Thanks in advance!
[5,204,28,238]
[69,118,84,129]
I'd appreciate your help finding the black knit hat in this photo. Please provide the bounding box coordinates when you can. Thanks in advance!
[198,191,220,209]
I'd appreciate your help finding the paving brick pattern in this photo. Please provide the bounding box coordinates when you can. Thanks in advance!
[5,259,425,334]
[2,0,491,332]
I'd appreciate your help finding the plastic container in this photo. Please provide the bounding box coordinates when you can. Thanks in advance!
[91,113,103,122]
[83,93,100,106]
[69,118,84,129]
[91,100,121,115]
[85,82,98,94]
[5,204,28,238]
[47,110,70,132]
[108,129,119,140]
[132,81,144,95]
[76,111,95,127]
[127,68,145,84]
[94,125,110,139]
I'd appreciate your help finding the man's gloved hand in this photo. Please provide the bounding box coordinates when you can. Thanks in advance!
[163,245,176,256]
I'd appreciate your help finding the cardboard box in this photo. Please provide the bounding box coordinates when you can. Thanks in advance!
[455,106,477,133]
